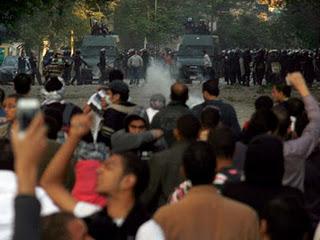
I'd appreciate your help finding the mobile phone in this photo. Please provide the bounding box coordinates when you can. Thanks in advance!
[16,98,40,138]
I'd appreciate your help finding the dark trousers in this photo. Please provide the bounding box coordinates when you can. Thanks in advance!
[71,68,81,85]
[31,70,42,85]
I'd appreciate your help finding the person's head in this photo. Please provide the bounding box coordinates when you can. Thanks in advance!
[174,114,201,141]
[41,213,93,240]
[203,50,207,55]
[0,88,5,107]
[3,94,20,122]
[200,106,220,129]
[272,83,291,103]
[183,141,216,185]
[255,96,273,111]
[43,108,63,140]
[44,76,64,92]
[170,83,189,104]
[107,80,129,103]
[202,80,219,100]
[13,73,32,95]
[242,109,278,144]
[272,105,291,139]
[149,94,166,110]
[124,106,149,134]
[287,98,304,117]
[245,135,284,186]
[0,139,14,171]
[260,196,310,240]
[109,69,124,82]
[96,152,149,199]
[208,126,235,160]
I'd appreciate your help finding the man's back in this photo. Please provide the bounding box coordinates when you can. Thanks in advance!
[153,185,259,240]
[151,102,189,146]
[142,141,190,210]
[192,100,241,137]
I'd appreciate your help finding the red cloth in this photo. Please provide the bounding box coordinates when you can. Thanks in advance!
[72,160,106,207]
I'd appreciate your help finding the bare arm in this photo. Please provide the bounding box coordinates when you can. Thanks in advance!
[40,114,92,213]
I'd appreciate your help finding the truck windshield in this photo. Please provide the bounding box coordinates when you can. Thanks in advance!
[178,46,214,56]
[82,46,117,57]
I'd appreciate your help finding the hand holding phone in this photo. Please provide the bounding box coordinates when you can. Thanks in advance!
[16,98,40,138]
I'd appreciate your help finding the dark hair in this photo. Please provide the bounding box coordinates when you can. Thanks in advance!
[200,106,220,129]
[118,152,150,198]
[262,195,310,240]
[0,139,14,171]
[208,126,235,159]
[44,77,63,92]
[202,80,219,96]
[255,96,273,111]
[41,212,76,240]
[177,114,201,140]
[113,90,129,102]
[6,93,21,101]
[242,109,278,144]
[287,98,304,117]
[274,83,292,98]
[183,141,216,185]
[245,135,284,186]
[13,73,32,95]
[0,88,5,104]
[170,83,189,103]
[109,69,124,82]
[272,105,290,139]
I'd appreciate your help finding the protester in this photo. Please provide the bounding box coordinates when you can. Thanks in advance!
[137,142,259,240]
[111,106,166,158]
[146,94,166,123]
[0,137,58,240]
[260,195,310,240]
[151,83,190,146]
[0,94,20,139]
[192,80,241,138]
[13,73,32,96]
[97,80,136,146]
[41,114,150,240]
[223,135,304,217]
[142,114,201,211]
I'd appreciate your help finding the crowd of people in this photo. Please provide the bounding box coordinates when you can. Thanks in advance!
[0,65,320,240]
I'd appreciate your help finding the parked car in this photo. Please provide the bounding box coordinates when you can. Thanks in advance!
[0,56,31,84]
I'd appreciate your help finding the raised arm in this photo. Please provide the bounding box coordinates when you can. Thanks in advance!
[40,114,92,213]
[11,114,48,240]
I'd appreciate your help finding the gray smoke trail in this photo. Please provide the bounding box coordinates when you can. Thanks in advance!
[143,58,203,108]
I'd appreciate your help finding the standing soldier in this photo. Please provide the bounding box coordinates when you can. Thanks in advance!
[29,51,42,85]
[223,50,231,85]
[253,49,266,86]
[127,50,143,86]
[17,50,29,74]
[62,50,73,85]
[243,49,252,86]
[98,48,107,84]
[141,49,150,82]
[203,50,212,81]
[71,50,87,85]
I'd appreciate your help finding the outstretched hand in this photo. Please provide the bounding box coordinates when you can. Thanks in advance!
[286,72,310,97]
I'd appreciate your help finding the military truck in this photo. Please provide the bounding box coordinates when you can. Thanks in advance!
[80,35,119,83]
[176,34,219,83]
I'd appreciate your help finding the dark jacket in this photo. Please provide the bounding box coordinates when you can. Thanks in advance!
[13,195,40,240]
[141,141,190,212]
[98,102,136,146]
[84,202,149,240]
[192,99,241,138]
[151,101,190,146]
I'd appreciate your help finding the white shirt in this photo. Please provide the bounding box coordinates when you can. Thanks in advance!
[128,54,143,68]
[314,223,320,240]
[146,108,159,123]
[0,170,59,240]
[203,54,212,67]
[136,220,165,240]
